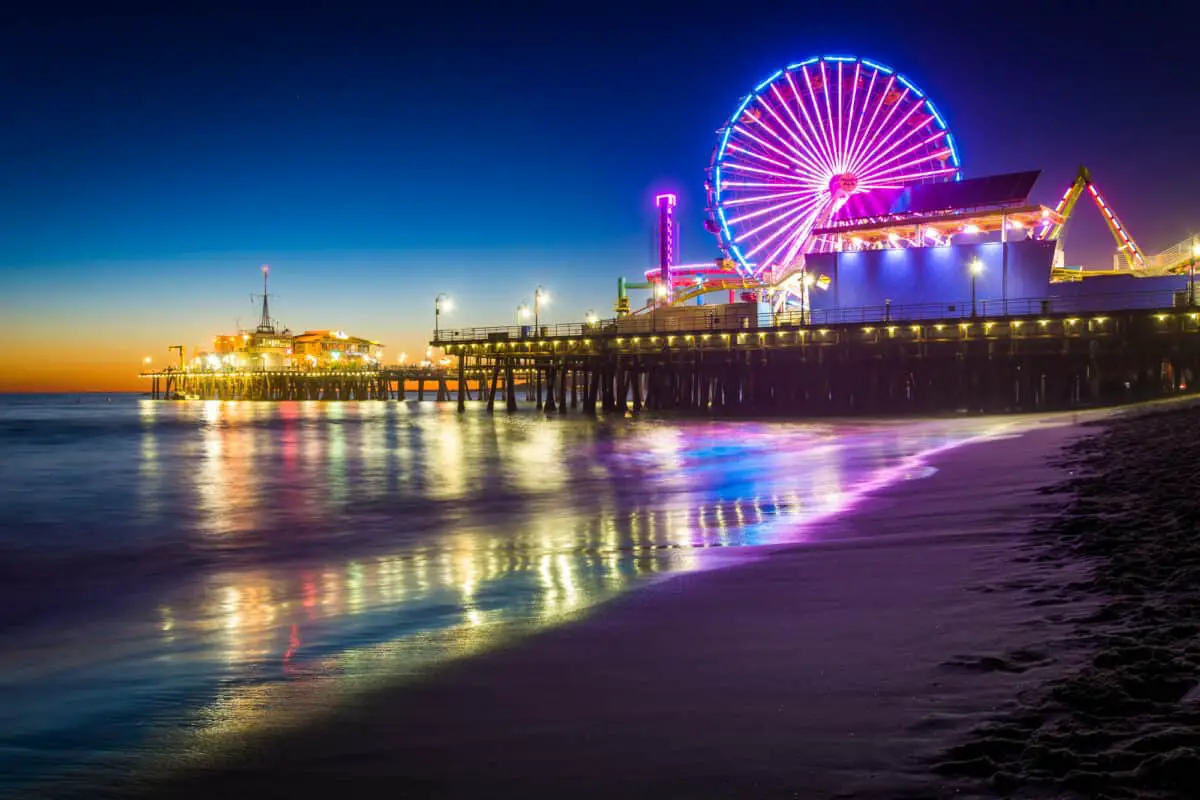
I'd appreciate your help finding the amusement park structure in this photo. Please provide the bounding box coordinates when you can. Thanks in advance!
[614,54,1197,319]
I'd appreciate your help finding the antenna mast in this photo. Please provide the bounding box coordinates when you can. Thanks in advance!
[256,265,276,333]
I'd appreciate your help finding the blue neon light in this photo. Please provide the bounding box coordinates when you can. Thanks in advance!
[787,57,820,69]
[896,74,924,97]
[860,58,893,74]
[925,100,947,129]
[732,93,754,119]
[823,55,856,62]
[755,69,784,92]
[946,132,960,165]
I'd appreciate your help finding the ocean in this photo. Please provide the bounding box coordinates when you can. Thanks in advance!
[0,394,1018,793]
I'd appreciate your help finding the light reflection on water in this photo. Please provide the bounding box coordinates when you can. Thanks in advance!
[0,396,1021,791]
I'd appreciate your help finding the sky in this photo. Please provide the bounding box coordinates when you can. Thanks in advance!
[2,1,1198,390]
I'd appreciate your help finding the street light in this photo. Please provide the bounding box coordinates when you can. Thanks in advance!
[517,303,531,324]
[584,310,598,327]
[534,286,549,331]
[434,293,452,340]
[968,258,984,318]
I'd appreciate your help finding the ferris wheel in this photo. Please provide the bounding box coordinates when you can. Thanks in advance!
[707,55,961,282]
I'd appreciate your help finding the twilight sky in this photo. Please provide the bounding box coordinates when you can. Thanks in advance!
[2,1,1197,390]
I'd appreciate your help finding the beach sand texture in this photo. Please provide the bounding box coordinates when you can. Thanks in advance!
[937,405,1200,798]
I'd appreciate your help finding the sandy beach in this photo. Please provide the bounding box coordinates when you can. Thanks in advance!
[936,404,1200,798]
[89,411,1134,800]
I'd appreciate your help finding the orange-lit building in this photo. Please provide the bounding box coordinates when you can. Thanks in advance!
[195,329,382,370]
[291,330,384,367]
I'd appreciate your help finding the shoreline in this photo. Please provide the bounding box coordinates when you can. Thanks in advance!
[111,413,1104,799]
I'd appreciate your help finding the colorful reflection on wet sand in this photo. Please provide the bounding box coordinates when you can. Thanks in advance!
[0,397,1021,791]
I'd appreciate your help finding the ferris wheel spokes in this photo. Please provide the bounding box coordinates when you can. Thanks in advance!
[710,55,962,279]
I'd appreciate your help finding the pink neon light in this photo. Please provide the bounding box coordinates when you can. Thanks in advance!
[727,142,798,173]
[855,133,946,181]
[746,195,828,258]
[768,83,829,170]
[786,71,835,169]
[722,161,811,183]
[801,66,838,170]
[655,193,677,206]
[734,124,811,171]
[845,68,883,170]
[849,88,920,175]
[737,192,827,244]
[834,61,844,169]
[844,62,860,172]
[819,61,838,168]
[846,74,899,174]
[722,189,818,209]
[754,99,828,175]
[727,193,822,225]
[852,107,936,177]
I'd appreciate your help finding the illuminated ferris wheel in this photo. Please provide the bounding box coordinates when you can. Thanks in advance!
[707,55,961,281]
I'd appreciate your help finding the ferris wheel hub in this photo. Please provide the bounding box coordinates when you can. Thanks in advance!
[829,172,859,198]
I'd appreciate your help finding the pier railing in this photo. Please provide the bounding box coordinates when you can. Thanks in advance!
[140,366,452,377]
[433,288,1193,342]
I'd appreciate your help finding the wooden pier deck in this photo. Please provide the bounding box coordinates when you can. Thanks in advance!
[434,295,1200,415]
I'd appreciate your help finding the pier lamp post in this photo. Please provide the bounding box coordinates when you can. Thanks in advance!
[585,310,598,328]
[1190,237,1199,306]
[534,286,548,331]
[434,293,452,341]
[518,303,531,326]
[968,258,984,318]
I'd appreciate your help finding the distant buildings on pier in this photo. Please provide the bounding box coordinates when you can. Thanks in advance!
[202,328,384,370]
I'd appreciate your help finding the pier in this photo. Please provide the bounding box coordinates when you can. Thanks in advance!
[432,291,1200,416]
[141,366,457,401]
[142,291,1200,415]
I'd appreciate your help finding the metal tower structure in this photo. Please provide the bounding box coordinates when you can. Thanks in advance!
[254,265,276,333]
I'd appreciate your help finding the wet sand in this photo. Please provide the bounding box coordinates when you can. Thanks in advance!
[100,413,1115,800]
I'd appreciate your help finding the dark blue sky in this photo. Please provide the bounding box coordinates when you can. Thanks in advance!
[2,1,1197,384]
